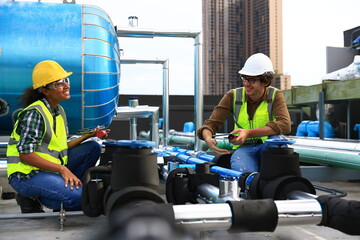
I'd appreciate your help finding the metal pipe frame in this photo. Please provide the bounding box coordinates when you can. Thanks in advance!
[117,28,203,151]
[128,97,139,140]
[319,91,325,139]
[117,27,200,39]
[113,105,160,147]
[120,59,169,146]
[347,100,351,139]
[0,211,83,220]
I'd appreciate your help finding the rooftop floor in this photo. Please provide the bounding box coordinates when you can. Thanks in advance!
[0,180,359,240]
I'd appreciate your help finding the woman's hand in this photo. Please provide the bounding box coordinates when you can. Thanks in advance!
[20,153,82,189]
[84,126,110,139]
[58,165,82,190]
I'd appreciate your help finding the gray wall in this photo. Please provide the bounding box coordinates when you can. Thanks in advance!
[107,95,234,140]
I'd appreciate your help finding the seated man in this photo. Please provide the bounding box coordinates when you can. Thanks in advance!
[197,53,291,172]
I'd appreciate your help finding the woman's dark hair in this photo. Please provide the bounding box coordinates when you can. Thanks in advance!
[18,87,45,107]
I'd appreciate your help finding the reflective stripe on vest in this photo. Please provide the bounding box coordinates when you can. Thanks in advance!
[232,86,277,149]
[6,100,68,177]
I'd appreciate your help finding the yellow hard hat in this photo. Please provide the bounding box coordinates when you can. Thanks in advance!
[32,60,73,89]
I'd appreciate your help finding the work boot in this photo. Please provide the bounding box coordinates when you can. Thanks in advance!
[15,193,45,213]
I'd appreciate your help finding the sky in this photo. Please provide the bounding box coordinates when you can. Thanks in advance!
[14,0,360,95]
[282,0,360,87]
[78,0,202,95]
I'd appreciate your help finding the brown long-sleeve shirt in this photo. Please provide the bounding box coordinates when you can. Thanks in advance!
[197,88,291,140]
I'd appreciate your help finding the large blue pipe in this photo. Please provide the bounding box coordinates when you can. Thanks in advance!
[0,2,120,134]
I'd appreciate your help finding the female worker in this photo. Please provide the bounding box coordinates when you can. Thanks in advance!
[6,60,106,213]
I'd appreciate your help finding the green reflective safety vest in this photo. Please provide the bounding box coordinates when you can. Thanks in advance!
[6,100,68,177]
[232,86,277,149]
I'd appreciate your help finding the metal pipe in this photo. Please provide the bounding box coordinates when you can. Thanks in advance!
[275,199,322,226]
[173,199,322,232]
[128,98,139,140]
[129,118,137,140]
[287,190,318,200]
[157,129,360,152]
[173,203,233,231]
[150,108,160,147]
[117,28,200,39]
[117,28,203,150]
[291,137,360,151]
[293,146,360,170]
[120,59,169,146]
[0,211,84,220]
[347,100,351,139]
[194,182,321,227]
[194,32,203,151]
[162,59,170,147]
[319,91,325,139]
[139,131,233,150]
[0,200,322,231]
[196,183,241,203]
[197,186,322,226]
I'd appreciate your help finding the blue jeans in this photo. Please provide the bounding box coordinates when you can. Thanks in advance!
[230,135,287,173]
[9,140,101,210]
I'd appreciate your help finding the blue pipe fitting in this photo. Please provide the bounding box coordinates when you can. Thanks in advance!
[296,120,335,138]
[197,152,215,162]
[210,166,242,178]
[354,124,360,139]
[178,164,196,169]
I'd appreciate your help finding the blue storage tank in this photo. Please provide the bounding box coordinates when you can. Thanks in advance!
[0,1,120,134]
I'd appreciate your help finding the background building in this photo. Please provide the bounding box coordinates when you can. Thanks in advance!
[202,0,290,95]
[274,75,291,90]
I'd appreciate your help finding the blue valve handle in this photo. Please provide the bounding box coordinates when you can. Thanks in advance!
[264,138,295,145]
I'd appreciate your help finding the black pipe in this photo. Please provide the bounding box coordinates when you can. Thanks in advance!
[82,166,111,217]
[227,199,278,232]
[317,195,360,235]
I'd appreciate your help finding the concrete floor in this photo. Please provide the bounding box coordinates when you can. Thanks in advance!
[0,180,359,240]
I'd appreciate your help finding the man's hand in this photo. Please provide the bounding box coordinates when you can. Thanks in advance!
[229,128,251,145]
[204,137,230,155]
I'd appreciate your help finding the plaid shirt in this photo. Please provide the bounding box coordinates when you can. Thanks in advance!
[12,98,63,180]
[16,98,62,153]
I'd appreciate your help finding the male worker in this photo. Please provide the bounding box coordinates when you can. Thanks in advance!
[197,53,291,172]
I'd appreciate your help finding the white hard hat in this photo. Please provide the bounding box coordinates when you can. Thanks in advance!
[238,53,275,76]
